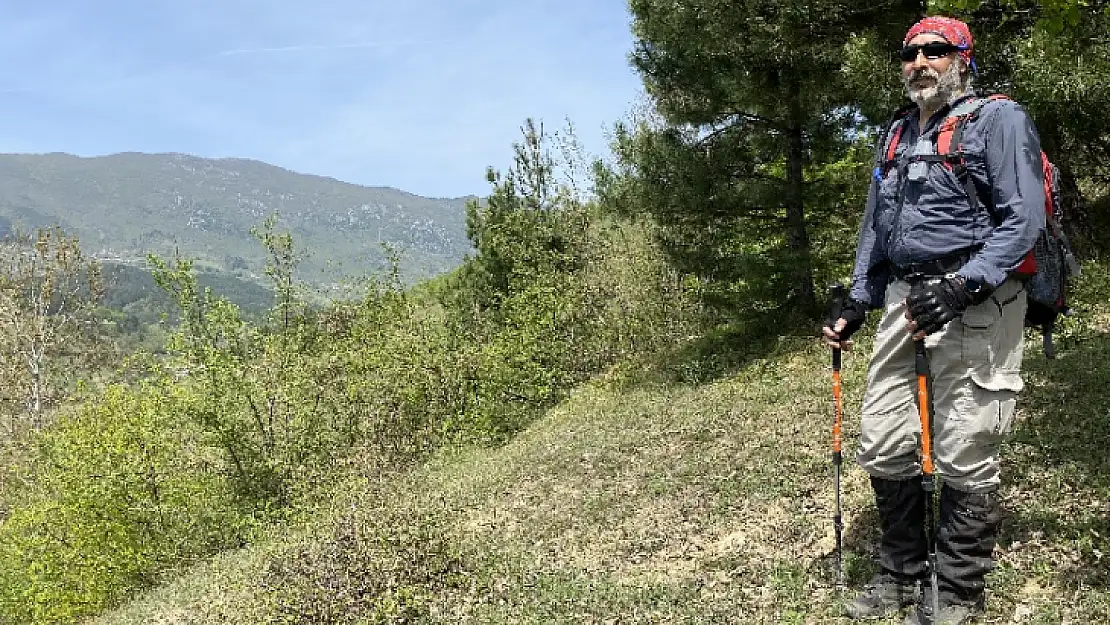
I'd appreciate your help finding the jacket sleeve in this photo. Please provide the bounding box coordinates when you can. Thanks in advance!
[849,174,890,308]
[959,101,1046,288]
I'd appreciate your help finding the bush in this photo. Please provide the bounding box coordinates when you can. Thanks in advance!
[259,504,466,624]
[0,383,247,625]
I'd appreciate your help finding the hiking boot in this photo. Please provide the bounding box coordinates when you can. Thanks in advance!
[903,584,984,625]
[844,476,930,619]
[844,573,918,619]
[843,476,931,619]
[902,486,999,624]
[903,603,977,625]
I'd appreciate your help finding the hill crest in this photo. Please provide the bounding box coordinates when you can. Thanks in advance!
[0,151,477,284]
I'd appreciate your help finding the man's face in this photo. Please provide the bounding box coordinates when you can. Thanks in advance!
[901,33,965,109]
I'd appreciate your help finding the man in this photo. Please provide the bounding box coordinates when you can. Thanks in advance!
[822,16,1046,625]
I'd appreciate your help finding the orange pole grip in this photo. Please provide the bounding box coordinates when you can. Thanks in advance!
[917,374,934,475]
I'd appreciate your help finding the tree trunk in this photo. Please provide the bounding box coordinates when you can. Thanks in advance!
[784,81,816,310]
[29,357,42,429]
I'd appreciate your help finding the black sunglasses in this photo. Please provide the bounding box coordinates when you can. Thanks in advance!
[898,42,961,62]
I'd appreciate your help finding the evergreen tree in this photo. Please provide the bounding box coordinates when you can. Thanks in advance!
[459,118,590,315]
[615,0,923,314]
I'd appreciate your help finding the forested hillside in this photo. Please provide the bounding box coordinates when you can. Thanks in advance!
[1,2,1109,624]
[0,152,473,284]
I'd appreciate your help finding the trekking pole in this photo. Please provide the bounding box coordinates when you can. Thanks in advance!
[827,284,846,589]
[915,338,941,624]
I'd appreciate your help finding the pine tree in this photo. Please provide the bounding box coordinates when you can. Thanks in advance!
[617,0,924,313]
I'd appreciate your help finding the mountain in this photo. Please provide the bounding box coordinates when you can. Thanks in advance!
[0,152,476,287]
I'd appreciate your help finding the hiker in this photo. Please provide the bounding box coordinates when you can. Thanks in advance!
[822,15,1047,625]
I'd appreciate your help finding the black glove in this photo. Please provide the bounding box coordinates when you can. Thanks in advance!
[827,295,869,342]
[906,275,990,336]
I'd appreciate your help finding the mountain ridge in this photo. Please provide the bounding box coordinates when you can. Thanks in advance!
[2,150,476,202]
[0,150,478,285]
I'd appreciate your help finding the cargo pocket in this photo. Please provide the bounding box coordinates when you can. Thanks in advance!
[963,378,1019,446]
[959,294,1023,445]
[960,302,998,375]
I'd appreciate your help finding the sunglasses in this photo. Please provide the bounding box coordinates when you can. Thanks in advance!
[898,42,962,62]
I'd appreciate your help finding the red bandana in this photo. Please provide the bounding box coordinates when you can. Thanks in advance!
[904,16,974,67]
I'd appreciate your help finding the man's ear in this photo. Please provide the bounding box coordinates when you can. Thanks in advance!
[957,58,971,80]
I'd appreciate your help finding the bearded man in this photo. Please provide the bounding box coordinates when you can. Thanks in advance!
[822,16,1047,625]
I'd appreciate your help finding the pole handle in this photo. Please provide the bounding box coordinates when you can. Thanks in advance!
[915,340,934,476]
[827,283,847,371]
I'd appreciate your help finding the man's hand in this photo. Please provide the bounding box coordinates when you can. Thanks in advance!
[905,275,987,338]
[823,297,868,350]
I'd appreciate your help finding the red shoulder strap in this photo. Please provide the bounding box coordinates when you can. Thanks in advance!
[936,94,1010,155]
[1041,150,1056,219]
[885,122,906,163]
[936,117,960,155]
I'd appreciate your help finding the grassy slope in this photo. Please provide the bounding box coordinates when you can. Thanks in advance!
[93,263,1110,625]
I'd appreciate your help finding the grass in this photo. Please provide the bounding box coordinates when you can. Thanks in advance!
[90,262,1110,624]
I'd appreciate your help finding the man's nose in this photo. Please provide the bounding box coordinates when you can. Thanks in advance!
[910,51,930,69]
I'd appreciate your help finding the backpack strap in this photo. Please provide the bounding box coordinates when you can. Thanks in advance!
[936,95,998,157]
[935,95,1007,220]
[873,103,917,182]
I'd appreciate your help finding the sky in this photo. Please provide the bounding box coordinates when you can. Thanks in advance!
[0,1,645,198]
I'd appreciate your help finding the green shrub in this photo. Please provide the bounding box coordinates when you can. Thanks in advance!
[0,383,246,625]
[256,493,467,624]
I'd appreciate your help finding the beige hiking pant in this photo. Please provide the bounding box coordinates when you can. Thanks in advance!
[856,277,1027,493]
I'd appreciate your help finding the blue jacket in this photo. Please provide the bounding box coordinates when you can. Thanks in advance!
[850,94,1047,308]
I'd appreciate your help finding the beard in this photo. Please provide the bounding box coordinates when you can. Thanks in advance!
[905,60,966,110]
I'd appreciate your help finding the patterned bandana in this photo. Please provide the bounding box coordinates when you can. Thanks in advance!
[904,16,976,72]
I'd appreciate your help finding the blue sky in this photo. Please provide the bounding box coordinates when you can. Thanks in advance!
[0,1,644,198]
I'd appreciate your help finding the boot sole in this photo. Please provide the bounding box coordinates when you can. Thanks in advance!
[844,602,914,620]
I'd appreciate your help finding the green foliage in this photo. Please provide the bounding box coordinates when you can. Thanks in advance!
[929,0,1098,34]
[436,120,596,438]
[1003,4,1110,254]
[137,215,461,505]
[458,118,591,314]
[432,119,705,441]
[147,241,330,504]
[614,0,921,315]
[0,383,245,625]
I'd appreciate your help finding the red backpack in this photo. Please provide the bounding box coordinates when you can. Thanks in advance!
[876,94,1080,357]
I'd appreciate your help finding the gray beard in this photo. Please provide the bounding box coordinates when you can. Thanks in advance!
[905,61,966,111]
